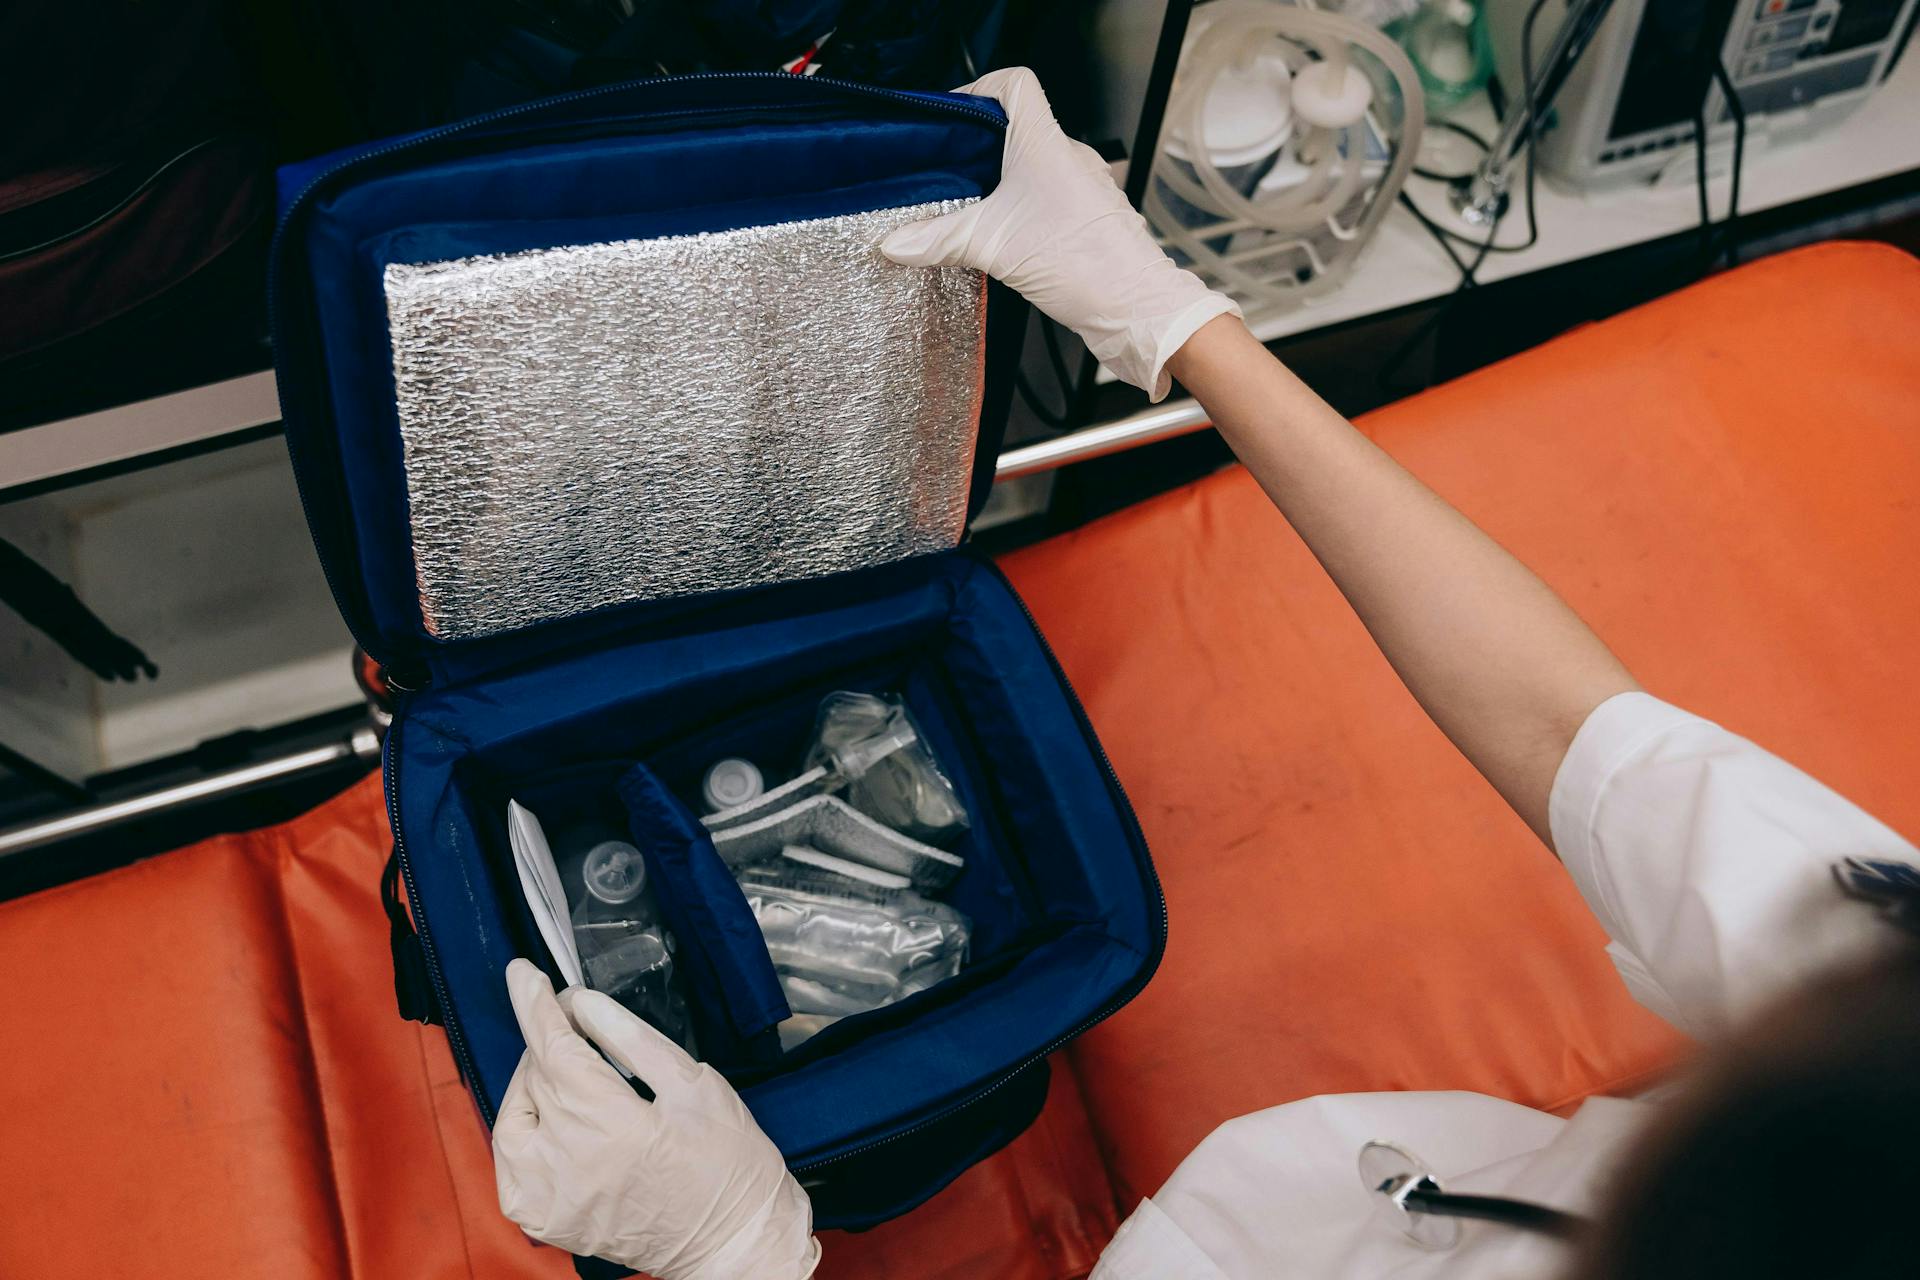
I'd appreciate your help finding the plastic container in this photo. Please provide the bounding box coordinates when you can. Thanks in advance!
[581,838,647,905]
[1156,47,1296,257]
[803,691,971,847]
[702,757,766,813]
[555,825,692,1051]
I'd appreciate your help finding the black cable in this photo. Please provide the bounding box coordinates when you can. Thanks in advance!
[1398,0,1549,262]
[1401,1189,1588,1241]
[1711,55,1747,267]
[1404,121,1526,260]
[1381,169,1501,387]
[1412,119,1495,183]
[1398,186,1537,259]
[1008,316,1084,431]
[1015,367,1072,430]
[1690,25,1727,267]
[1372,298,1455,397]
[1374,208,1498,394]
[1693,98,1713,262]
[1399,192,1477,277]
[1455,217,1499,290]
[1513,0,1548,254]
[1378,0,1548,395]
[1039,316,1077,404]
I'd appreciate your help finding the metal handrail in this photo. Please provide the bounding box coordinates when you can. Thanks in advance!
[0,727,382,862]
[1,404,1213,857]
[995,397,1210,479]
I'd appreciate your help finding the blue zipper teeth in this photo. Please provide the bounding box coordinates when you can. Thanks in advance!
[383,714,489,1117]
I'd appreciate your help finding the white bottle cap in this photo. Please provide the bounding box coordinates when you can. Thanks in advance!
[1165,49,1295,169]
[702,757,765,813]
[582,840,647,905]
[1291,60,1373,130]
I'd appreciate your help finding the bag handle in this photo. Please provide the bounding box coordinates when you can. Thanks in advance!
[381,845,442,1025]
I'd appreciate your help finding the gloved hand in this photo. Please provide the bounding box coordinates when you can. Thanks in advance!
[492,959,820,1280]
[881,66,1240,401]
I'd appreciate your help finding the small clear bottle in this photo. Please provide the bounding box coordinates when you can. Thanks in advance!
[558,828,693,1052]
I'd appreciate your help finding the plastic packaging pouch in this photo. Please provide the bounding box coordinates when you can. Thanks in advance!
[710,792,963,890]
[558,842,696,1053]
[804,691,971,845]
[736,865,971,1049]
[572,913,694,1052]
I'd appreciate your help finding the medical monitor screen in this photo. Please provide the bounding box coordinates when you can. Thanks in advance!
[1607,0,1740,140]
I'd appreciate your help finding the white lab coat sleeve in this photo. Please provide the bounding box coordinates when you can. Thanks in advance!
[1547,691,1917,1038]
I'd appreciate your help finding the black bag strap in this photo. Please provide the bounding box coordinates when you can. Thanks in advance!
[381,844,443,1025]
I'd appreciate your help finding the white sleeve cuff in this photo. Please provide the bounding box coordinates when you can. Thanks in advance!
[1545,690,1917,1035]
[1142,292,1242,403]
[1547,691,1707,947]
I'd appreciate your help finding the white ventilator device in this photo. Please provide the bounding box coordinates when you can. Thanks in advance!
[1144,0,1426,314]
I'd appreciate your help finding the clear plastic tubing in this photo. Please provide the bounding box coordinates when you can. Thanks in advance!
[1147,1,1426,307]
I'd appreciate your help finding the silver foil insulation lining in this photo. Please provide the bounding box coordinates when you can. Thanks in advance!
[382,199,985,640]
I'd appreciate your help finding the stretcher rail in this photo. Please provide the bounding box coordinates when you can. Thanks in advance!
[994,398,1210,479]
[4,405,1208,858]
[0,728,382,862]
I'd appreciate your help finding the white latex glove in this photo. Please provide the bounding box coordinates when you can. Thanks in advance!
[492,959,820,1280]
[881,66,1240,401]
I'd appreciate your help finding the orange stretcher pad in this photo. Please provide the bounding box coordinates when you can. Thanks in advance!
[2,242,1915,1278]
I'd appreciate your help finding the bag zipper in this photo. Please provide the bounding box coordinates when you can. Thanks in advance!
[270,72,1002,681]
[790,559,1167,1175]
[383,712,490,1118]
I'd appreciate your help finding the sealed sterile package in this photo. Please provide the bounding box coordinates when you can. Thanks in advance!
[709,792,963,890]
[552,828,693,1052]
[702,765,833,834]
[573,916,695,1053]
[804,692,971,845]
[569,889,695,1054]
[736,865,971,1050]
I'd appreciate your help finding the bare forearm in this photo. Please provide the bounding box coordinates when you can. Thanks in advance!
[1166,315,1636,845]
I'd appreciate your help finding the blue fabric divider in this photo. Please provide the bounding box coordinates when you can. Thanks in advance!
[391,554,1158,1161]
[615,763,789,1068]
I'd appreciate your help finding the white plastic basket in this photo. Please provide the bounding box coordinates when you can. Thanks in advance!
[1144,0,1426,322]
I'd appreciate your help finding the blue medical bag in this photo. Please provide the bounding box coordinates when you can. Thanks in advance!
[269,72,1165,1240]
